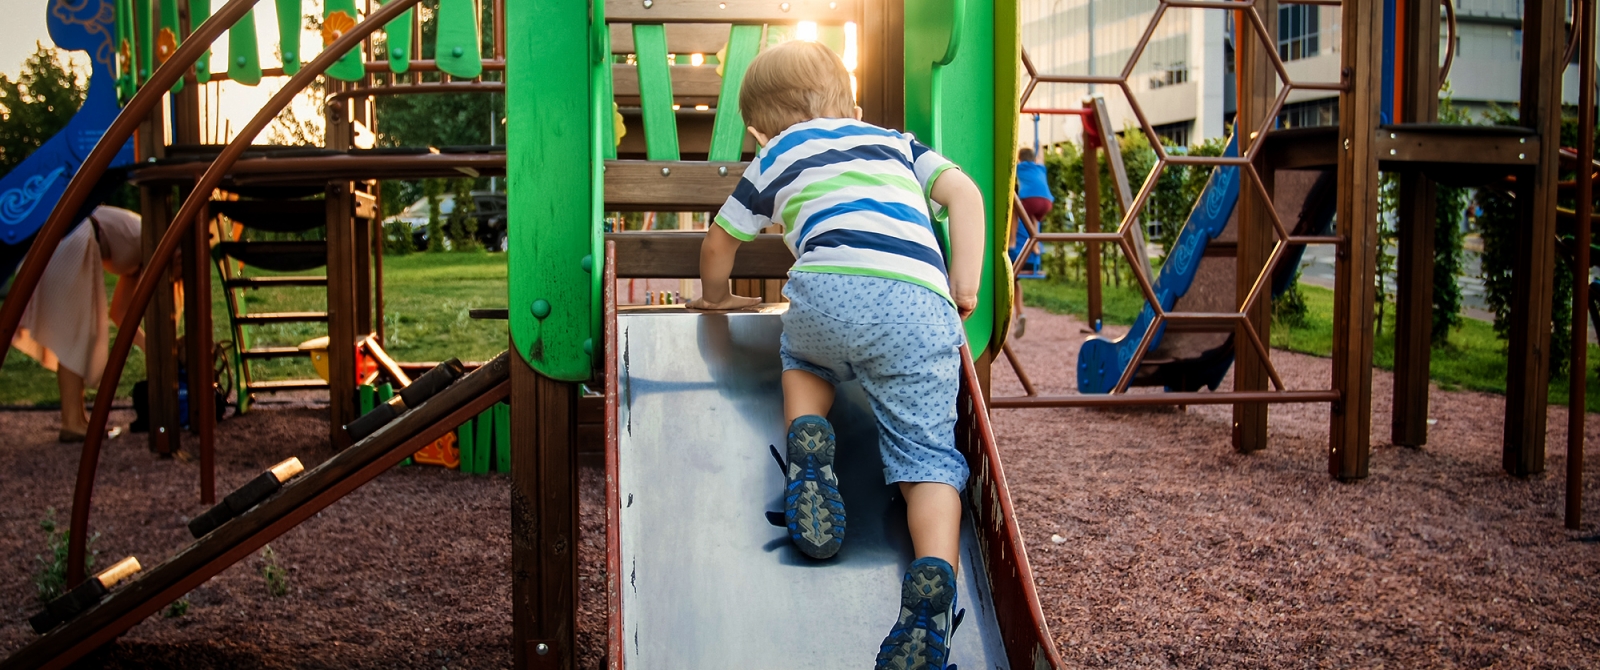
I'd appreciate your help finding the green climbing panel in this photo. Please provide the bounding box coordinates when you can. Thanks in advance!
[506,0,596,381]
[472,409,492,474]
[275,0,301,74]
[707,24,761,162]
[323,0,366,82]
[190,0,211,83]
[381,0,413,73]
[227,8,262,86]
[457,419,475,473]
[134,0,153,84]
[158,0,182,92]
[632,24,679,161]
[435,0,481,78]
[493,403,510,473]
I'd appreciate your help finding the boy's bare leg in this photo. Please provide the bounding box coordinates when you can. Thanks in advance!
[899,481,962,573]
[782,369,835,423]
[58,368,89,436]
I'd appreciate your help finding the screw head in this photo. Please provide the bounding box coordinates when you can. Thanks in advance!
[394,48,405,58]
[531,299,552,319]
[583,338,594,356]
[536,643,550,655]
[284,51,295,62]
[1519,153,1526,160]
[660,167,671,176]
[1343,138,1351,151]
[580,254,593,272]
[718,166,728,176]
[1389,149,1396,155]
[781,2,791,11]
[236,56,246,66]
[642,0,652,7]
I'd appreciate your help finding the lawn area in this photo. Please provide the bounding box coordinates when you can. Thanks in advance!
[1,251,508,407]
[1018,278,1600,413]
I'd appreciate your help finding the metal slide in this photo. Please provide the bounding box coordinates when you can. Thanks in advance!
[1,354,511,670]
[610,307,1052,668]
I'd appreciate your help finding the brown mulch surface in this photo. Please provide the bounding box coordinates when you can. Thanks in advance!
[0,306,1596,667]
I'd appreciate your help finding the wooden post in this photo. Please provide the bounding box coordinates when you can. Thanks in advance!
[1331,0,1387,479]
[1084,136,1102,328]
[140,186,180,456]
[510,351,578,670]
[1391,0,1443,448]
[857,0,905,131]
[1570,0,1596,529]
[353,187,374,337]
[1232,0,1277,454]
[174,0,213,502]
[326,183,358,450]
[1504,0,1565,476]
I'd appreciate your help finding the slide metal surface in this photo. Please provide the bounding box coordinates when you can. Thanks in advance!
[607,307,1060,669]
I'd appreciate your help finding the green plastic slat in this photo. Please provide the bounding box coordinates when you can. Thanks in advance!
[506,0,594,380]
[275,0,302,74]
[588,1,607,344]
[135,0,153,84]
[323,0,365,81]
[159,0,182,92]
[435,0,482,78]
[595,16,616,159]
[359,384,375,414]
[493,402,510,473]
[226,8,262,85]
[457,420,475,474]
[116,0,134,100]
[632,24,679,161]
[381,0,413,73]
[472,410,492,474]
[708,25,761,162]
[189,0,211,82]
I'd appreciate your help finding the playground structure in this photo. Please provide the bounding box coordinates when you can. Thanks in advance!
[0,0,1593,668]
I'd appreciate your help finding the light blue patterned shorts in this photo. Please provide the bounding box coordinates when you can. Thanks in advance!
[779,271,969,491]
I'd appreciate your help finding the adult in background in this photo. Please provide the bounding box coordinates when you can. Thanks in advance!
[1016,147,1054,223]
[12,206,144,442]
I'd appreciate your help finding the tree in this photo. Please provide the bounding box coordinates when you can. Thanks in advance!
[0,43,86,174]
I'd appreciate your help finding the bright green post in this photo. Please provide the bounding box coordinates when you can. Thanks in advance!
[493,402,511,473]
[226,9,261,85]
[381,0,413,73]
[275,0,302,74]
[323,0,366,81]
[457,420,475,473]
[189,0,211,82]
[707,25,762,162]
[473,409,493,474]
[435,0,482,78]
[506,0,595,381]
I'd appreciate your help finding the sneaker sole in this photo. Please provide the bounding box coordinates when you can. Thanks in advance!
[785,419,845,559]
[876,562,957,670]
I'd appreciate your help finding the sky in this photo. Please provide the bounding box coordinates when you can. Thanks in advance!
[3,0,327,145]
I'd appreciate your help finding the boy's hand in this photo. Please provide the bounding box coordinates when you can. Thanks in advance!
[687,294,762,311]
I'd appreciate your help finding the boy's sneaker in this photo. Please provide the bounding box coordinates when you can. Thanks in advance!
[784,415,846,559]
[875,557,958,670]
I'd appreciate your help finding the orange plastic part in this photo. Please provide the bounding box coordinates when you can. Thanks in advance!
[411,432,460,469]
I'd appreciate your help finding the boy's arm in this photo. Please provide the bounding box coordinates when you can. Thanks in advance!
[929,168,985,319]
[687,224,762,311]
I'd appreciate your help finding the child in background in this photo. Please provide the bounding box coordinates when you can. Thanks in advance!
[1015,147,1054,223]
[686,40,986,669]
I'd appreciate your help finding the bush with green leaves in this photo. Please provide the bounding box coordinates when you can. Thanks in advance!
[34,508,96,602]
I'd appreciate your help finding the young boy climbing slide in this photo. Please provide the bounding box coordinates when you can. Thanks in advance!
[685,40,986,669]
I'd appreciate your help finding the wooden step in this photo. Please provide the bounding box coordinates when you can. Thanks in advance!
[247,379,329,393]
[223,276,328,289]
[240,347,306,360]
[603,160,746,210]
[235,312,329,325]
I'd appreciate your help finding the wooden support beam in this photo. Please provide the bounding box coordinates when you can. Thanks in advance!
[1233,1,1277,454]
[326,183,359,450]
[353,188,374,337]
[607,232,792,279]
[510,351,578,670]
[1391,0,1443,448]
[140,184,180,456]
[1331,0,1386,479]
[1503,0,1566,476]
[856,0,904,130]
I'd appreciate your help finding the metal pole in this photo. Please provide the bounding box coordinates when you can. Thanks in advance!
[1569,0,1594,530]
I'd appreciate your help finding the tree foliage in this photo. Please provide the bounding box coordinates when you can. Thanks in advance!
[0,44,85,175]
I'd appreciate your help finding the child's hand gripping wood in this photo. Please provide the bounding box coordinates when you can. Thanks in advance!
[687,224,762,311]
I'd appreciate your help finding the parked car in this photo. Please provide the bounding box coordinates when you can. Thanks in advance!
[388,191,509,251]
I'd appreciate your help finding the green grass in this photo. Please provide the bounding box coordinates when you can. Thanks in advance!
[1019,278,1600,413]
[1,250,507,407]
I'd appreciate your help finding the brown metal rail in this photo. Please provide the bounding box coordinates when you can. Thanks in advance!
[55,0,425,588]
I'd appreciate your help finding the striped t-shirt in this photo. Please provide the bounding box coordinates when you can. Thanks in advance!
[714,117,960,303]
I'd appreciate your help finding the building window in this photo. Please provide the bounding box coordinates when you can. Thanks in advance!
[1277,98,1338,129]
[1151,121,1192,148]
[1278,5,1319,61]
[1148,63,1189,90]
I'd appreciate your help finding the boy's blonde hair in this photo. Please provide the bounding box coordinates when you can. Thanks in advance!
[739,40,855,138]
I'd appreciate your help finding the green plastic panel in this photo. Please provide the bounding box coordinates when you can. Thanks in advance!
[323,0,365,81]
[226,8,261,86]
[275,0,301,74]
[135,0,152,83]
[381,0,413,73]
[435,0,482,78]
[596,19,616,159]
[159,0,182,92]
[707,24,761,162]
[116,0,134,100]
[359,384,375,414]
[189,0,211,82]
[493,402,510,473]
[457,420,475,473]
[472,409,492,474]
[904,0,1010,359]
[632,24,679,161]
[506,0,595,380]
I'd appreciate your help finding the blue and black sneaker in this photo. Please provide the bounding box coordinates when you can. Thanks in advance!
[783,415,846,559]
[875,557,959,670]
